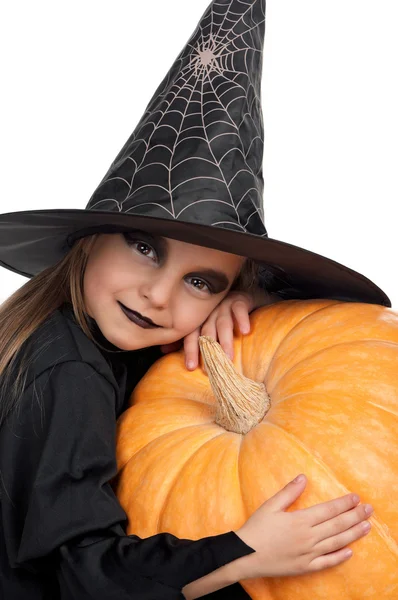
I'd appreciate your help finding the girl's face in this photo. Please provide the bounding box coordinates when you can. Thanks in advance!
[83,232,245,350]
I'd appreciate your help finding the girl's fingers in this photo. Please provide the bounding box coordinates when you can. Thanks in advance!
[231,300,251,334]
[301,493,361,527]
[198,317,218,373]
[184,328,201,370]
[215,313,235,360]
[308,547,354,573]
[313,518,372,558]
[200,317,218,342]
[313,503,373,544]
[199,296,251,365]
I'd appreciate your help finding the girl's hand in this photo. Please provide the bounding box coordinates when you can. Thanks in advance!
[231,474,373,580]
[160,291,259,370]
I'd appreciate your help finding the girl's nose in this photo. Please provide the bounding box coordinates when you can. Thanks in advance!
[140,274,175,308]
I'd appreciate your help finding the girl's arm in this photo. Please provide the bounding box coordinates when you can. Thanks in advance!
[182,561,242,599]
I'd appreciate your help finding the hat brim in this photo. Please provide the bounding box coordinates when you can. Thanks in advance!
[0,208,390,307]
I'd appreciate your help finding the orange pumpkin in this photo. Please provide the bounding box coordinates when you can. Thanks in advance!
[114,299,398,599]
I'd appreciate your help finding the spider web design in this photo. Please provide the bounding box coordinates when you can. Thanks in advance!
[88,0,268,237]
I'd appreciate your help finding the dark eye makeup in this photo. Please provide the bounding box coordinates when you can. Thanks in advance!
[123,231,162,254]
[122,230,230,295]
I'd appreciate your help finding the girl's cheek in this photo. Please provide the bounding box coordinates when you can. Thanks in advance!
[173,303,216,335]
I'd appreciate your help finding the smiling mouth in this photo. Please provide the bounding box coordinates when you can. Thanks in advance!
[118,302,162,329]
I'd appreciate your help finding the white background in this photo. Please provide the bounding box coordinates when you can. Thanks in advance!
[1,0,397,307]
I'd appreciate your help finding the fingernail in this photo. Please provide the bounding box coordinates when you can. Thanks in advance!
[241,326,250,334]
[293,474,305,483]
[364,504,374,515]
[352,494,360,504]
[187,361,195,370]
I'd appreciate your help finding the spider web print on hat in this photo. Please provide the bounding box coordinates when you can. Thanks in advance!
[87,0,268,237]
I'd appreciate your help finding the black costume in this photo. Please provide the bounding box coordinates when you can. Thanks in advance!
[0,304,254,599]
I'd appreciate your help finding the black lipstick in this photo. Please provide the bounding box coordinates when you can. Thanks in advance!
[118,302,161,329]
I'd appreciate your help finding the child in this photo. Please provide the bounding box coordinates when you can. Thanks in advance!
[0,231,375,600]
[0,1,386,598]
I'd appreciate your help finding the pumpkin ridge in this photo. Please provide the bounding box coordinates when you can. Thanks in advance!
[257,421,353,497]
[366,517,398,558]
[154,395,219,408]
[116,393,242,471]
[254,301,341,381]
[128,423,224,461]
[156,430,242,532]
[132,392,216,408]
[366,401,398,419]
[265,391,398,423]
[268,339,398,393]
[269,304,398,356]
[124,395,212,412]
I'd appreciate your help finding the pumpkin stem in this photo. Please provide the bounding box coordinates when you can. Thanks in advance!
[198,336,271,435]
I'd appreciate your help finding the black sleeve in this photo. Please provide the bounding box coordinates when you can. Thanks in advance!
[0,361,254,599]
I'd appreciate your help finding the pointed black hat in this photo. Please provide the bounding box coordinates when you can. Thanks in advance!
[0,0,390,306]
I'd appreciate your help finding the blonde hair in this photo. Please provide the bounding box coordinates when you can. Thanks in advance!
[0,236,266,427]
[0,235,98,426]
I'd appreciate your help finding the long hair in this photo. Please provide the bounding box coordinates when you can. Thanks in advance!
[0,235,98,428]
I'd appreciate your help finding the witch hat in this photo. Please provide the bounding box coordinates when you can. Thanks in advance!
[0,0,390,306]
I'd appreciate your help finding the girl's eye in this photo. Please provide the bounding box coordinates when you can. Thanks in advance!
[187,277,212,293]
[125,235,157,261]
[135,242,155,259]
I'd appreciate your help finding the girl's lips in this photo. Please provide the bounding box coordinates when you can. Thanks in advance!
[118,302,161,329]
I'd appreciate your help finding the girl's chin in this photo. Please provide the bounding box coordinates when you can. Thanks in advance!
[108,329,175,352]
